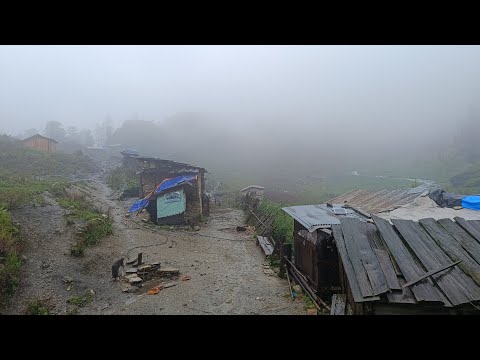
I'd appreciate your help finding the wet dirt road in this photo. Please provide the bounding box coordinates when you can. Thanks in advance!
[4,177,305,315]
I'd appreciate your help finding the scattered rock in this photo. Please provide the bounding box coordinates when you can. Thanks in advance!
[129,277,143,285]
[156,267,180,276]
[168,245,173,248]
[89,289,95,295]
[263,269,276,276]
[126,268,137,274]
[307,309,318,315]
[122,285,139,293]
[236,226,246,232]
[255,297,261,300]
[180,275,191,281]
[453,206,463,210]
[225,299,232,304]
[194,225,201,231]
[262,264,270,269]
[102,214,108,219]
[125,273,139,280]
[137,264,152,272]
[63,276,74,284]
[21,255,28,261]
[125,213,131,218]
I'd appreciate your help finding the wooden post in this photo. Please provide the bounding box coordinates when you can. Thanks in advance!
[137,253,143,266]
[280,243,292,276]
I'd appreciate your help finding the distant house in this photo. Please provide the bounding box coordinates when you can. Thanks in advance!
[240,185,265,199]
[23,134,58,153]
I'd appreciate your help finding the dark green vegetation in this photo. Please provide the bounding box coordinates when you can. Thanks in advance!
[0,208,22,307]
[67,291,94,307]
[106,166,139,197]
[256,200,294,244]
[25,299,50,315]
[56,188,113,257]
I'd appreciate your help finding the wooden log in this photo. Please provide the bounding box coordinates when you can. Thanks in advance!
[280,243,292,276]
[402,260,462,288]
[285,265,294,300]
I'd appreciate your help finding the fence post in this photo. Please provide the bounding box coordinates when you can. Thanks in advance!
[280,243,292,277]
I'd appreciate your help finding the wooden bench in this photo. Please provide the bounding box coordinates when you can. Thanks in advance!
[256,236,274,257]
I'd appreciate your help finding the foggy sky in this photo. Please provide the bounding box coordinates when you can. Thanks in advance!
[1,45,480,142]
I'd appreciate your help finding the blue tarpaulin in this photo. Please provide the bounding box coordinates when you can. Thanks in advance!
[155,175,197,194]
[462,195,480,211]
[128,174,197,213]
[128,198,149,213]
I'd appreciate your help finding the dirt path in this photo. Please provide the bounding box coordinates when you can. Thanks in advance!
[4,173,305,315]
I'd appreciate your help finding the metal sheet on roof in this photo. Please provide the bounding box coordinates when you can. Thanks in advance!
[328,186,428,214]
[282,204,363,232]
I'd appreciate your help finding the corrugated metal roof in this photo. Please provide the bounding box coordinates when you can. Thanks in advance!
[282,204,364,232]
[327,186,429,215]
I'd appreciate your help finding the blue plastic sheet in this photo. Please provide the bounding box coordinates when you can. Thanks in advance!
[462,195,480,211]
[128,174,197,213]
[155,175,197,194]
[128,198,149,213]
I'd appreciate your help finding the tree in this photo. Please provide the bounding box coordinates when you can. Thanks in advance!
[44,121,66,142]
[78,129,94,147]
[66,126,79,139]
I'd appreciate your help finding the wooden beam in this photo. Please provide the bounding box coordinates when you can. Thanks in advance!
[330,294,346,315]
[285,265,294,300]
[402,260,462,289]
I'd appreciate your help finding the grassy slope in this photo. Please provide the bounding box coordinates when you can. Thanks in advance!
[0,134,98,308]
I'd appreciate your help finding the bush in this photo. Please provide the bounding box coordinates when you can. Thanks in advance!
[25,299,50,315]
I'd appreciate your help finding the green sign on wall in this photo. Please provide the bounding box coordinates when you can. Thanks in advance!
[157,190,186,219]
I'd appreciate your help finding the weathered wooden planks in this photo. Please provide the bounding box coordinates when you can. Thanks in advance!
[372,216,448,304]
[386,277,417,304]
[419,218,480,286]
[455,217,480,243]
[438,218,480,265]
[330,294,346,315]
[393,219,480,306]
[374,249,401,290]
[332,225,379,302]
[257,236,274,256]
[340,218,389,296]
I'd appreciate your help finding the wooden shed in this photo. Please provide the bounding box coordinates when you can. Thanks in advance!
[23,134,58,153]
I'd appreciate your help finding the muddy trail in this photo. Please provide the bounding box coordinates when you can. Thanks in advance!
[3,161,305,315]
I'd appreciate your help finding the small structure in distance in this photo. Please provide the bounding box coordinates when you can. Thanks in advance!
[240,185,265,199]
[23,134,58,154]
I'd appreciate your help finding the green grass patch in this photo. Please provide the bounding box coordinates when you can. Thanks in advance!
[25,299,50,315]
[256,200,294,244]
[67,291,94,307]
[0,208,23,307]
[55,188,113,257]
[106,166,138,193]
